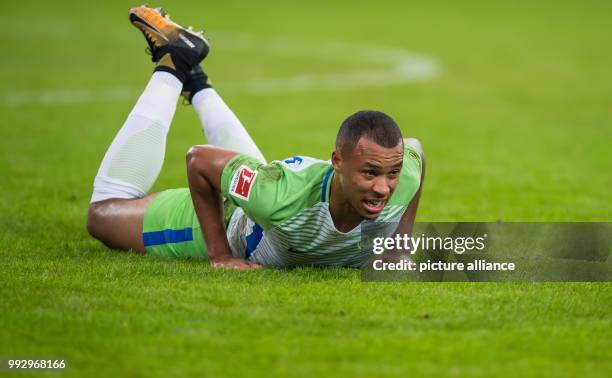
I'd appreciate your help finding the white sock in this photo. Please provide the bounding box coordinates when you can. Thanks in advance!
[192,88,266,163]
[91,72,182,203]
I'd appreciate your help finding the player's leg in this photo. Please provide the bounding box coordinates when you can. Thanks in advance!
[87,6,209,252]
[87,70,183,252]
[182,66,267,163]
[87,196,159,252]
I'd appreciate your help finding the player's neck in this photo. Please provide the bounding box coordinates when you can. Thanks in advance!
[328,174,362,232]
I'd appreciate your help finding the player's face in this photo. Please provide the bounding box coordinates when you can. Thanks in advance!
[334,137,404,219]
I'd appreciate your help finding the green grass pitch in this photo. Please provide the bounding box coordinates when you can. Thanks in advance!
[1,0,610,376]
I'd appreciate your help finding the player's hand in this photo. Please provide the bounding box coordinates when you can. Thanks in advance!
[210,256,263,270]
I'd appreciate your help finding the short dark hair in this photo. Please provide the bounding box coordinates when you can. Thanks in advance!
[335,110,403,156]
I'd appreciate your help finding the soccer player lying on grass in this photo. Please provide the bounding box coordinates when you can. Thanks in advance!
[87,5,425,270]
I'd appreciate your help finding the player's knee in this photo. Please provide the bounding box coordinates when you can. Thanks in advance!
[86,203,104,240]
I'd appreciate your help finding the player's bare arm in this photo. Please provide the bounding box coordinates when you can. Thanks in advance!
[186,145,262,270]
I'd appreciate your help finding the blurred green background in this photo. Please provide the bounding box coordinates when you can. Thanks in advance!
[1,0,610,377]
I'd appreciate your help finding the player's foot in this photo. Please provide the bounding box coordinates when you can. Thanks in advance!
[181,65,213,104]
[129,5,210,82]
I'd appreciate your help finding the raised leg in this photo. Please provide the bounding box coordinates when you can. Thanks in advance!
[88,5,210,252]
[87,72,182,252]
[192,86,267,163]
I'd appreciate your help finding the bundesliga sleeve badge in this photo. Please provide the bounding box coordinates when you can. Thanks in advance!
[229,165,258,201]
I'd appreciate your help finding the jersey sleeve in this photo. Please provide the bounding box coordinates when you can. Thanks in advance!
[387,144,423,206]
[220,154,324,230]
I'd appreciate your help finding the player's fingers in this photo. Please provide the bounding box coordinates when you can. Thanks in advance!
[235,261,261,270]
[211,259,261,270]
[237,262,262,270]
[211,261,242,269]
[213,260,252,270]
[247,261,263,269]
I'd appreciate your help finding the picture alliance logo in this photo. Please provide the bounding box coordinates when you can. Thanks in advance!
[371,233,489,255]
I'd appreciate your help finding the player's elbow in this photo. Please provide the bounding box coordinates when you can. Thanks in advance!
[186,145,213,175]
[187,144,240,176]
[186,145,228,190]
[186,145,208,162]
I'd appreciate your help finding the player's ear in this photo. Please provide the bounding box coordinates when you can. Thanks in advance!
[331,149,342,172]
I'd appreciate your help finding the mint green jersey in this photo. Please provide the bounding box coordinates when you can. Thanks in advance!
[219,145,422,267]
[142,145,421,267]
